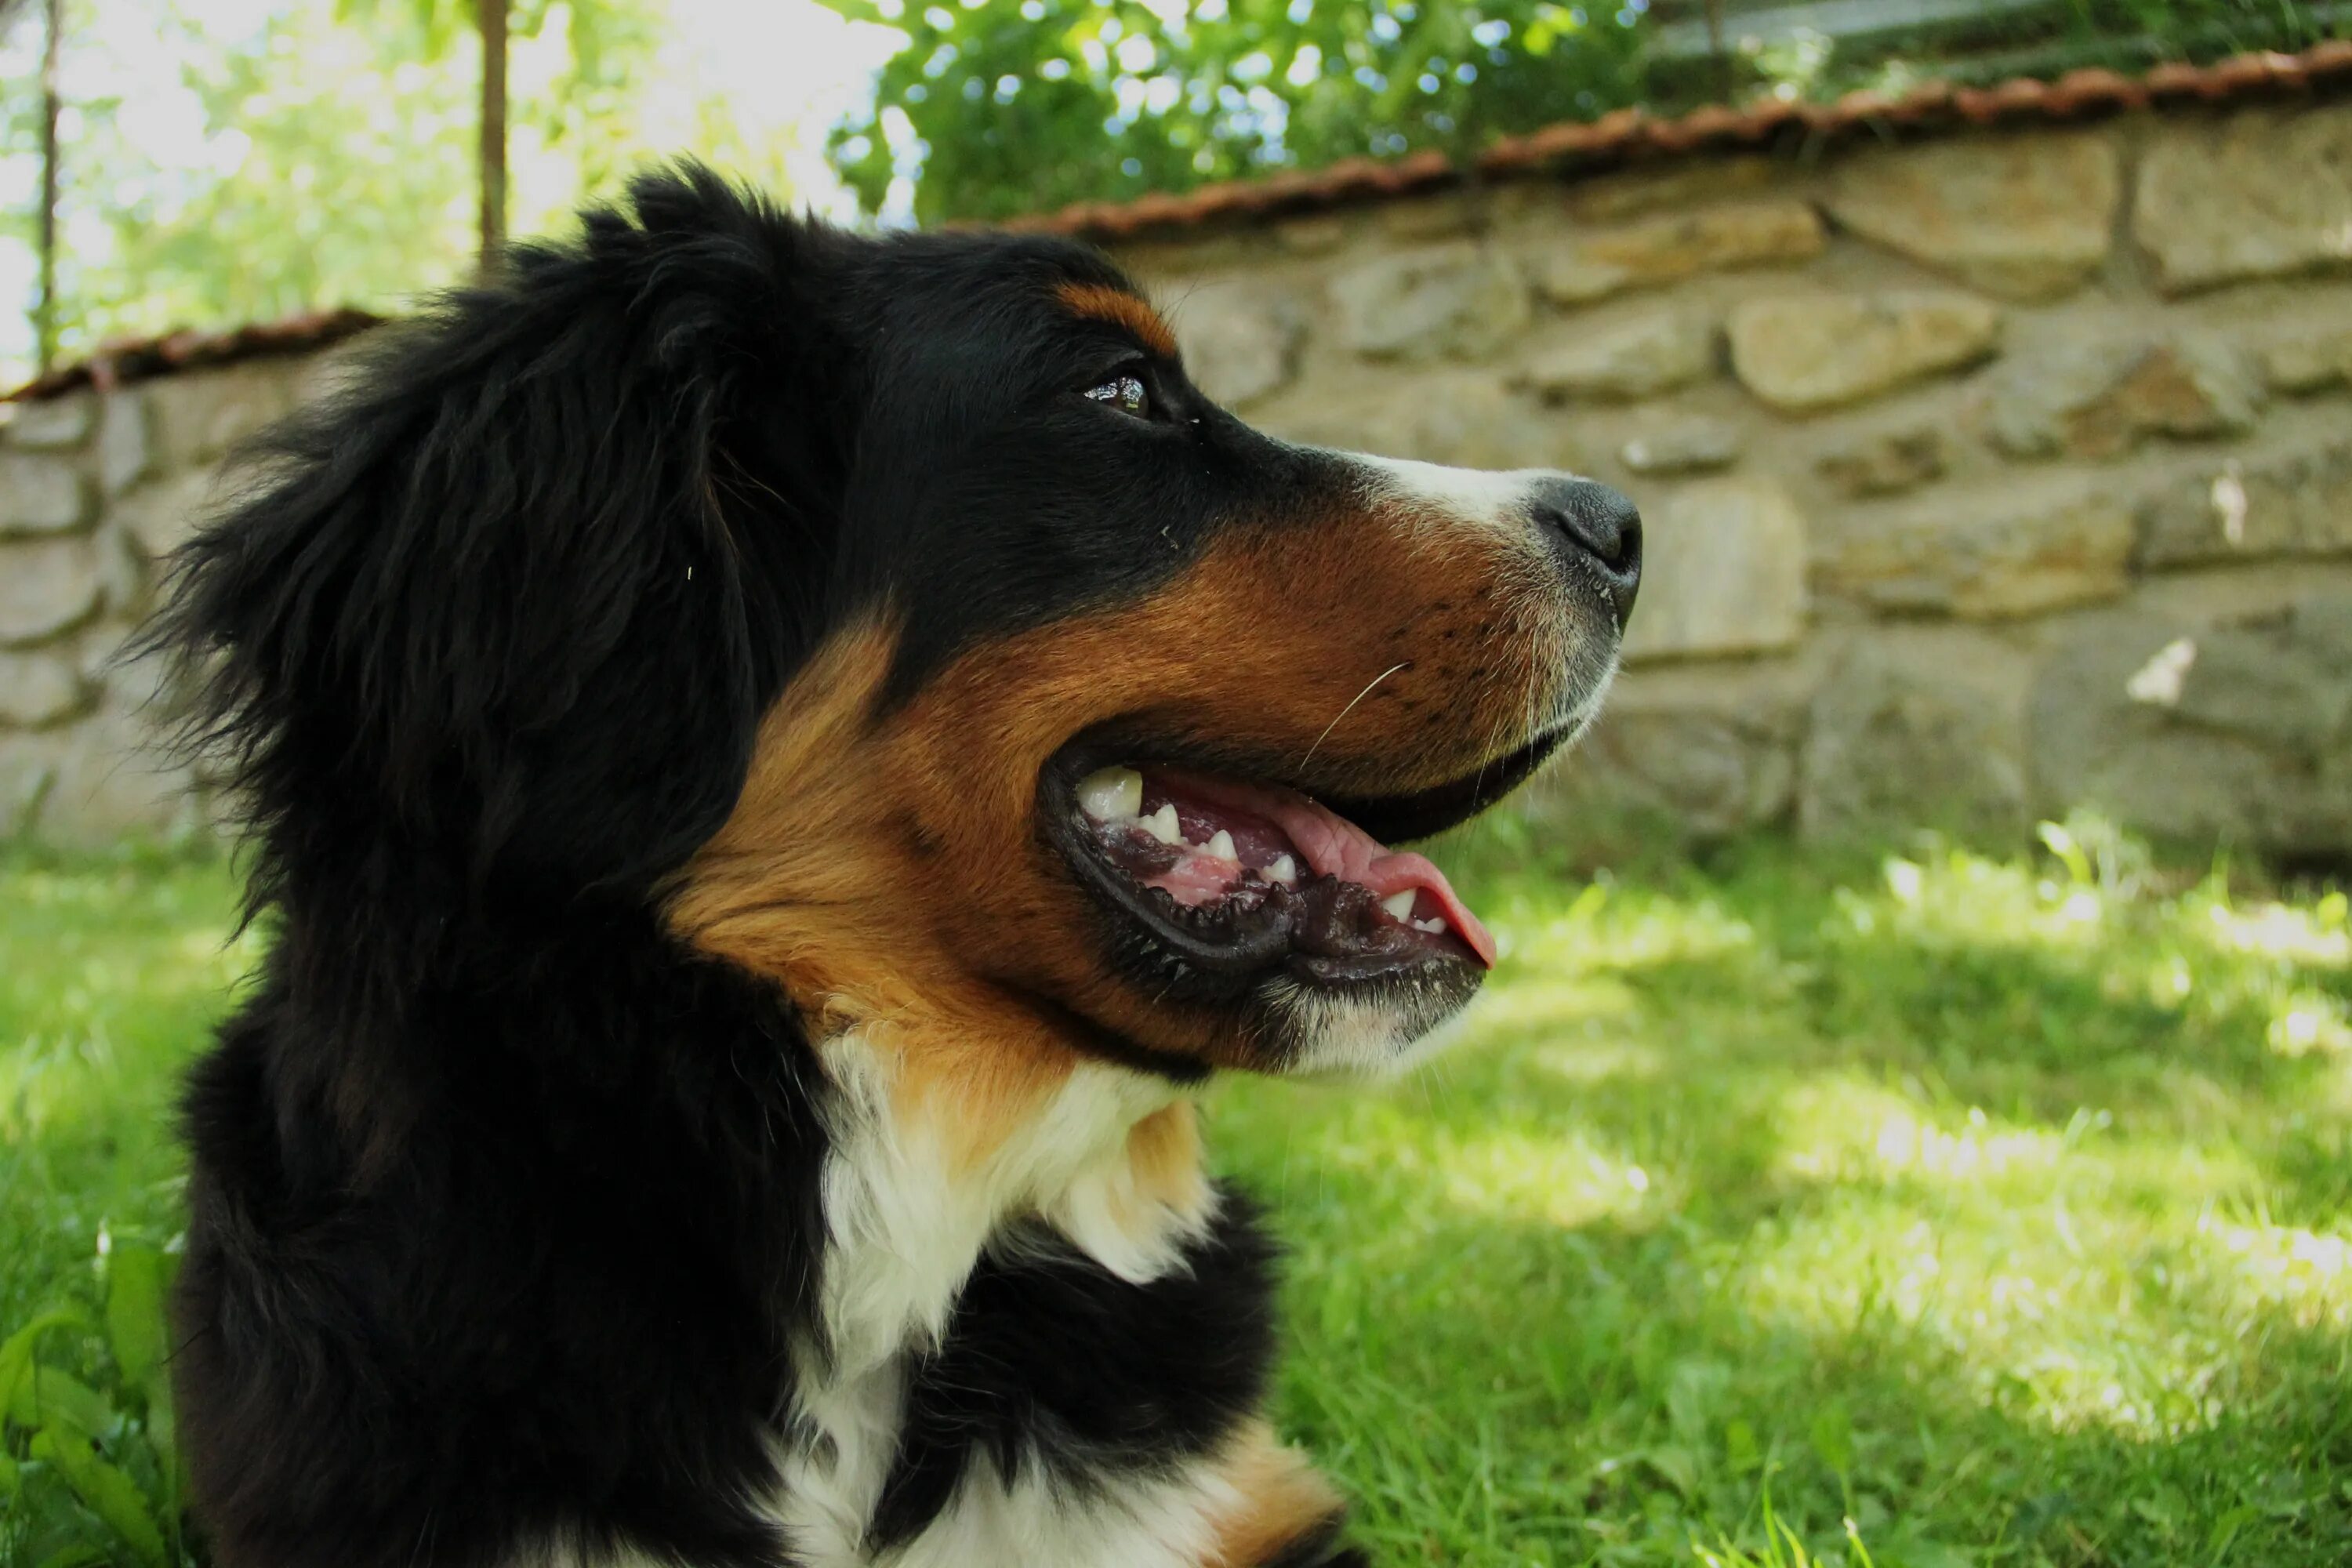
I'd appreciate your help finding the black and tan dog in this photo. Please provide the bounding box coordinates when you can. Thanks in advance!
[158,166,1639,1568]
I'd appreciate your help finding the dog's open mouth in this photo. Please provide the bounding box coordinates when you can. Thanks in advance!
[1076,761,1495,968]
[1041,731,1565,988]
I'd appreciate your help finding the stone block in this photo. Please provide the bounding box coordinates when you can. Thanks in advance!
[97,389,153,495]
[1377,191,1479,240]
[1568,706,1799,837]
[2260,327,2352,394]
[1803,630,2031,837]
[1170,281,1307,409]
[148,361,297,467]
[1524,655,1816,842]
[1728,292,2001,412]
[114,467,221,562]
[0,649,95,728]
[2134,105,2352,294]
[1815,477,2133,619]
[1814,426,1949,499]
[0,538,104,648]
[1621,477,1807,662]
[1825,130,2118,299]
[2138,438,2352,568]
[1274,214,1352,254]
[1987,334,2263,460]
[1621,418,1743,476]
[5,393,93,450]
[2030,595,2352,854]
[1563,156,1785,223]
[289,342,373,406]
[0,704,201,844]
[1328,241,1530,361]
[1513,304,1719,401]
[1258,372,1586,472]
[1527,200,1824,307]
[95,524,153,620]
[0,452,94,535]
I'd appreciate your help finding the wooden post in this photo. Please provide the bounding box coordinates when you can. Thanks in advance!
[477,0,506,274]
[36,0,61,371]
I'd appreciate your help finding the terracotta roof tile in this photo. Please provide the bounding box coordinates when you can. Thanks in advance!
[11,41,2352,400]
[1020,39,2352,240]
[9,306,381,403]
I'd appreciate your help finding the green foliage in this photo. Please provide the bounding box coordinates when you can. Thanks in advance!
[0,0,675,387]
[817,0,2349,223]
[815,0,1652,225]
[2,1243,191,1568]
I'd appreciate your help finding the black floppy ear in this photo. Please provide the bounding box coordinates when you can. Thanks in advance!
[158,165,853,900]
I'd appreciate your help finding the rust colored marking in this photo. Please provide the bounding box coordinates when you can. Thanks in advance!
[666,477,1570,1154]
[1202,1423,1347,1568]
[1056,281,1180,358]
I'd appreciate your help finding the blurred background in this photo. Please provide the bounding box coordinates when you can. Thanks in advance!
[5,3,2352,1566]
[2,0,2345,385]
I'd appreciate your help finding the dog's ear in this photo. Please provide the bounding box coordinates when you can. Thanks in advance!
[158,165,854,901]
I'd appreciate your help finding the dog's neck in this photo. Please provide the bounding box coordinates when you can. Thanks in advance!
[808,1015,1216,1377]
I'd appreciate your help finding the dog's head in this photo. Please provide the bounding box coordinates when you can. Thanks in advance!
[172,168,1636,1082]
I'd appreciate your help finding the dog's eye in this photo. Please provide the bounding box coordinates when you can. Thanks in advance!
[1084,374,1152,419]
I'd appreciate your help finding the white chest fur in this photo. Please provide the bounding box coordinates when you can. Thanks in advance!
[771,1035,1221,1567]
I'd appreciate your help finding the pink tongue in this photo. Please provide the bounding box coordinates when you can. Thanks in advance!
[1156,771,1497,969]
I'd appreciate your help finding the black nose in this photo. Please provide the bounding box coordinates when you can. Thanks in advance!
[1528,476,1642,630]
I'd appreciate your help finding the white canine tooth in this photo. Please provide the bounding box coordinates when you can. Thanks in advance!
[1141,803,1182,844]
[1077,765,1145,822]
[1381,890,1418,923]
[1203,829,1237,862]
[1413,916,1447,935]
[1266,854,1297,886]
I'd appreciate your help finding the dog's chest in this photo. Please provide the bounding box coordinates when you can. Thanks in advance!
[769,1037,1222,1566]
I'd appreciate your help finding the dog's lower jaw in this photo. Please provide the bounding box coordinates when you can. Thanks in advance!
[768,1025,1355,1567]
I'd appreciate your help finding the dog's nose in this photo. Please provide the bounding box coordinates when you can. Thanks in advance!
[1528,475,1642,630]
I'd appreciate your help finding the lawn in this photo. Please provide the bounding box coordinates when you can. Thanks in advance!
[3,822,2349,1566]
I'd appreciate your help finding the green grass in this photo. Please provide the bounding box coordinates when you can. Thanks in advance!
[5,822,2350,1566]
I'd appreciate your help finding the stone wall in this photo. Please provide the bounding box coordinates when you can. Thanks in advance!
[4,97,2350,854]
[0,358,328,840]
[1115,100,2352,858]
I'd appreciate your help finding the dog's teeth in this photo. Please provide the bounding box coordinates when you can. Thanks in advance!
[1265,854,1297,886]
[1413,916,1447,935]
[1381,890,1418,922]
[1077,765,1144,822]
[1203,829,1237,862]
[1140,803,1182,844]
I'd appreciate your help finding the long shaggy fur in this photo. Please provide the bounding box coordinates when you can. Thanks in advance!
[151,159,1626,1568]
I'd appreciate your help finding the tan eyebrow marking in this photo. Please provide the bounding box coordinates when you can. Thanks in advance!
[1055,281,1179,360]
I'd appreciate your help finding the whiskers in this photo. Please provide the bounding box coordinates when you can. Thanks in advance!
[1298,661,1411,773]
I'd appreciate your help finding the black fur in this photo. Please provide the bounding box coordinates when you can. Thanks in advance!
[154,166,1344,1568]
[868,1191,1281,1550]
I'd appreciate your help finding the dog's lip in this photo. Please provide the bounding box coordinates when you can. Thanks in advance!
[1039,730,1564,984]
[1320,728,1571,845]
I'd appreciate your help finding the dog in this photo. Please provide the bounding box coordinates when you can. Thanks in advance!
[157,165,1639,1568]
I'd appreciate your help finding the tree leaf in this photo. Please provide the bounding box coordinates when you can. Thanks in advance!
[27,1429,167,1568]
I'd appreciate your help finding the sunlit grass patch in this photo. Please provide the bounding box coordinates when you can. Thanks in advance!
[0,847,249,1334]
[5,821,2350,1566]
[1218,816,2352,1565]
